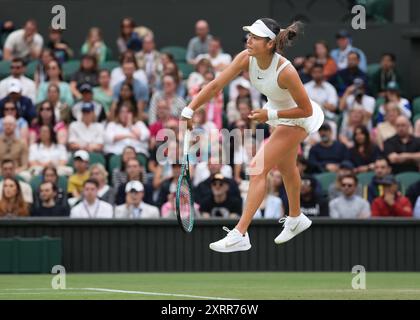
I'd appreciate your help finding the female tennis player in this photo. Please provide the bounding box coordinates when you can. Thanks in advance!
[181,18,324,252]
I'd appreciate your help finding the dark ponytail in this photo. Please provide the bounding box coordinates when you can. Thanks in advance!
[275,21,303,53]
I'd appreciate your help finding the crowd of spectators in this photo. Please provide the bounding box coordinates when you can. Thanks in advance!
[0,18,419,219]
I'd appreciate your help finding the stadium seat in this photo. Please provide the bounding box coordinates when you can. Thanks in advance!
[62,60,80,82]
[99,60,119,72]
[108,153,148,176]
[67,152,106,168]
[411,97,420,117]
[161,46,187,62]
[29,175,68,191]
[24,60,38,79]
[0,60,11,80]
[314,172,336,195]
[177,62,194,80]
[395,172,420,195]
[357,171,375,187]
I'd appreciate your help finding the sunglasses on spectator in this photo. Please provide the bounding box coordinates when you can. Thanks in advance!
[341,183,355,188]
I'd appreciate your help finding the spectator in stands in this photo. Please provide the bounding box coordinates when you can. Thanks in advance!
[110,51,148,90]
[46,28,73,64]
[376,81,411,122]
[70,179,114,218]
[89,164,114,205]
[300,176,329,217]
[135,34,162,92]
[0,20,15,53]
[0,100,29,143]
[328,160,363,200]
[68,102,104,152]
[254,170,284,219]
[71,84,106,122]
[297,54,315,84]
[383,116,420,174]
[116,17,143,54]
[67,150,90,201]
[0,79,36,123]
[329,174,370,219]
[148,74,186,124]
[111,146,137,190]
[115,181,159,219]
[339,78,375,130]
[371,175,412,217]
[200,173,242,218]
[33,48,55,87]
[81,27,108,64]
[365,157,392,203]
[187,58,212,92]
[229,71,261,109]
[93,69,113,116]
[32,165,67,208]
[330,30,367,72]
[297,155,323,196]
[161,61,186,97]
[332,51,368,96]
[0,159,32,204]
[186,20,212,64]
[69,55,99,100]
[406,180,420,218]
[154,163,183,208]
[190,70,223,129]
[160,183,178,218]
[304,63,339,132]
[0,116,28,175]
[226,83,254,125]
[349,125,381,173]
[193,154,233,187]
[30,181,70,217]
[148,99,177,150]
[0,57,36,103]
[192,106,217,136]
[2,19,43,61]
[45,83,72,125]
[308,123,349,173]
[111,61,149,121]
[313,40,337,80]
[194,37,232,74]
[36,60,74,106]
[29,100,67,145]
[339,107,365,149]
[28,125,69,177]
[104,103,150,156]
[111,82,139,121]
[115,158,151,205]
[371,53,402,98]
[373,102,400,150]
[0,177,29,217]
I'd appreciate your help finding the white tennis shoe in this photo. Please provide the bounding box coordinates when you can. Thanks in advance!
[209,227,251,253]
[274,213,312,244]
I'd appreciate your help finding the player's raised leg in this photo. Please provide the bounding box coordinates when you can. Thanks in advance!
[209,125,307,253]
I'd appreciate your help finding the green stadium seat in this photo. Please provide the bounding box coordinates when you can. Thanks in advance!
[412,97,420,117]
[395,172,420,195]
[314,172,337,195]
[67,152,106,168]
[177,62,194,80]
[99,60,119,72]
[62,60,80,82]
[24,60,38,79]
[29,175,68,191]
[412,113,420,126]
[161,46,187,62]
[357,171,375,187]
[0,60,11,80]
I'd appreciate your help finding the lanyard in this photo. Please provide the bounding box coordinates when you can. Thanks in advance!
[83,200,100,218]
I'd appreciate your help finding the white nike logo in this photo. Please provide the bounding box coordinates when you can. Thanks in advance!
[225,239,242,248]
[290,221,300,232]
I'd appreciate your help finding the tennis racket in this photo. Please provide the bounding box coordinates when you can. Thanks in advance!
[175,129,195,233]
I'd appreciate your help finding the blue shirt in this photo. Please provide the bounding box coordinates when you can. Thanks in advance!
[0,95,36,123]
[308,141,350,172]
[113,79,149,103]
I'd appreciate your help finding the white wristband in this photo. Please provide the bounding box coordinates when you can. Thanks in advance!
[267,109,279,121]
[181,107,194,119]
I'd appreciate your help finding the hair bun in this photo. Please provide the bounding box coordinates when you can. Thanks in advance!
[287,30,297,40]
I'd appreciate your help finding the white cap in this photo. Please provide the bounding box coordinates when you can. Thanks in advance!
[8,79,22,94]
[242,19,277,40]
[236,79,251,90]
[125,180,144,193]
[74,150,90,162]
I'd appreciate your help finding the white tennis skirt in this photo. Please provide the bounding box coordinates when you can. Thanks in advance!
[264,99,325,135]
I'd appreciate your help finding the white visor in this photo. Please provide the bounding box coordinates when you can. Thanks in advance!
[243,19,277,40]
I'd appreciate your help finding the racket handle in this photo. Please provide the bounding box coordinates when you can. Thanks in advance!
[183,129,191,156]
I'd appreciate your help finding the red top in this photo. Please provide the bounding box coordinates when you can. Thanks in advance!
[371,194,413,217]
